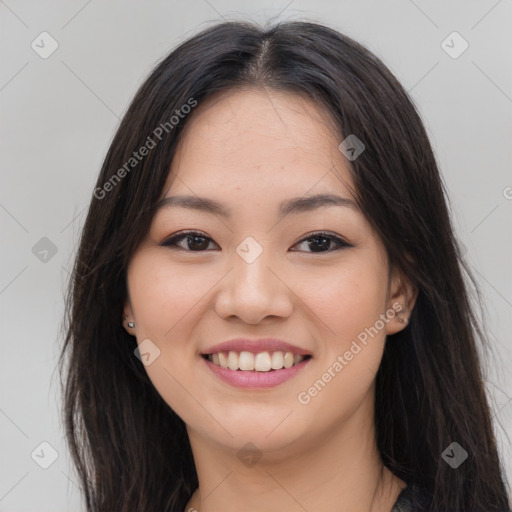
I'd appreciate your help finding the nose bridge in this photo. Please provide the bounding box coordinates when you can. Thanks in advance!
[214,234,292,322]
[232,234,275,294]
[235,234,267,267]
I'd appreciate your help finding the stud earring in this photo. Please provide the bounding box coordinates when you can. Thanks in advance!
[128,321,135,328]
[396,307,408,325]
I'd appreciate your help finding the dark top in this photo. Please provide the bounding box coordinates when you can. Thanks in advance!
[182,483,431,511]
[391,484,431,512]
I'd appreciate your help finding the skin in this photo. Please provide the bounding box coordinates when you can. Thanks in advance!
[123,88,417,512]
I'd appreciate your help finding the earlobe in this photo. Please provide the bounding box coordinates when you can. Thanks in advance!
[386,270,418,335]
[122,302,136,334]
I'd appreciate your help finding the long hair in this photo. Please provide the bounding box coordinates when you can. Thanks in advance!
[59,20,511,511]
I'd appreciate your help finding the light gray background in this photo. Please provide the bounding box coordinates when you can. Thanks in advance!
[1,1,511,510]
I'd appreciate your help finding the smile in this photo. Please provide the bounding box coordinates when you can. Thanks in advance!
[203,350,311,371]
[202,351,313,389]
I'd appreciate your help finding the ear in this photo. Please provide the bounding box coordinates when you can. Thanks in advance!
[122,300,136,335]
[385,266,418,336]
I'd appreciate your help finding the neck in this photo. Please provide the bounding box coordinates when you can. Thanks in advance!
[184,396,405,512]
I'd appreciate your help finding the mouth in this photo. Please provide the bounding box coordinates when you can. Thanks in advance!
[201,350,313,389]
[201,351,313,372]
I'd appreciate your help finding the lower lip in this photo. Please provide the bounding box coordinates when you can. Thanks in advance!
[202,356,312,388]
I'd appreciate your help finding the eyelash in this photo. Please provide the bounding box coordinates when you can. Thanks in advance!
[160,230,352,253]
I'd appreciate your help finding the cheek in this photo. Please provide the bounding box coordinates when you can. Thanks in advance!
[127,253,217,340]
[127,254,214,424]
[300,250,389,416]
[295,252,389,353]
[295,267,389,429]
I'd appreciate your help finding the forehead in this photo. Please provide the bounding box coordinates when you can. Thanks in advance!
[163,88,355,201]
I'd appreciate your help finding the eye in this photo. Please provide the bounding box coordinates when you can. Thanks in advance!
[160,230,351,253]
[160,230,218,252]
[291,231,352,253]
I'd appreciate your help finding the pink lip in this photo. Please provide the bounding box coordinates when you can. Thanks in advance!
[202,337,312,356]
[202,356,312,388]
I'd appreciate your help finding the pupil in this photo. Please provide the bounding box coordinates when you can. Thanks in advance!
[310,236,329,252]
[190,235,208,250]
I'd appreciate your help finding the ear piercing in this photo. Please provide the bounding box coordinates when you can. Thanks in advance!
[123,314,135,328]
[396,306,408,325]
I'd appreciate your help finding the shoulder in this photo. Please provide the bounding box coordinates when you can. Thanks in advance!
[391,484,431,512]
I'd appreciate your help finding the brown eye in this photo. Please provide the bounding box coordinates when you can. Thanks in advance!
[160,230,351,253]
[160,231,218,251]
[290,232,352,253]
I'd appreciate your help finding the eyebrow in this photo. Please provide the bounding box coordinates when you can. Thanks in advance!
[155,193,358,218]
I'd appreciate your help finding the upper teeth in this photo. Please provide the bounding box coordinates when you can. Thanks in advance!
[208,351,306,371]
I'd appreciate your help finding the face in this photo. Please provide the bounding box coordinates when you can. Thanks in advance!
[123,88,414,456]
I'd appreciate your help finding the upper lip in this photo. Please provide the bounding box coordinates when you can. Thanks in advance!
[202,338,312,356]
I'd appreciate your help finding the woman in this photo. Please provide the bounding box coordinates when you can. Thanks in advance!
[59,20,511,512]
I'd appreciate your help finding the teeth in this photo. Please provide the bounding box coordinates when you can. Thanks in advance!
[218,352,229,368]
[271,351,284,369]
[207,350,307,371]
[255,352,272,372]
[228,351,239,371]
[239,351,255,371]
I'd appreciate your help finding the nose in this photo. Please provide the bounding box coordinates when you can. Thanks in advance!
[214,240,294,324]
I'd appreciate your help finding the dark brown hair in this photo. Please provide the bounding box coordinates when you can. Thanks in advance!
[59,19,511,511]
